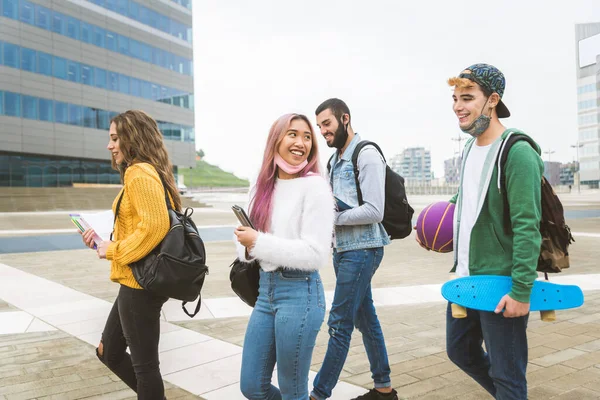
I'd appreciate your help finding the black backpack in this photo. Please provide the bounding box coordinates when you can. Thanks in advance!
[113,180,209,318]
[497,133,574,273]
[328,141,414,239]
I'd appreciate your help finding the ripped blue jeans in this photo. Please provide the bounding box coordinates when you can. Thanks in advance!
[240,269,325,400]
[311,247,390,400]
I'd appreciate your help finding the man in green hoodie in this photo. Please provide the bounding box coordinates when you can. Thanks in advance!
[445,64,543,399]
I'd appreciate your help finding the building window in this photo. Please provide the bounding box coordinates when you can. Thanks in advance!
[94,67,107,89]
[118,75,130,94]
[81,22,93,44]
[108,72,119,91]
[68,104,83,126]
[35,5,50,29]
[81,64,93,86]
[55,101,68,124]
[53,57,67,80]
[98,110,110,130]
[117,35,129,56]
[66,17,80,40]
[2,0,19,19]
[52,13,65,34]
[83,107,97,128]
[19,0,33,24]
[105,31,116,52]
[39,98,53,122]
[3,42,19,68]
[37,52,52,76]
[22,95,37,119]
[93,26,105,48]
[130,78,141,97]
[67,61,79,82]
[4,92,21,117]
[21,48,36,72]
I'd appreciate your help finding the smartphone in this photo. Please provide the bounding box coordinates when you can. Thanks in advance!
[334,197,352,211]
[232,205,255,229]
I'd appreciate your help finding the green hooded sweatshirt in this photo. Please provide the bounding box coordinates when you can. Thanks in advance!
[450,129,543,303]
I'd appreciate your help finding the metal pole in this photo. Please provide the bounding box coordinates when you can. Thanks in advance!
[576,144,581,194]
[571,143,583,194]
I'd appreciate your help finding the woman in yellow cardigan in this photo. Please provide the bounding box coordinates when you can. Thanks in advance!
[81,110,181,399]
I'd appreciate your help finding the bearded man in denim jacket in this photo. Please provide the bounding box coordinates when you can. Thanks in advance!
[310,98,398,400]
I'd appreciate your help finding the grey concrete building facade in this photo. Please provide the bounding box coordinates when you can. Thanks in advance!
[0,0,195,186]
[575,23,600,188]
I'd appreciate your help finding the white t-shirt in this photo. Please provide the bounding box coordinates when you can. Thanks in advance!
[456,143,492,277]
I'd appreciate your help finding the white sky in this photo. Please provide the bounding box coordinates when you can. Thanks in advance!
[192,0,600,181]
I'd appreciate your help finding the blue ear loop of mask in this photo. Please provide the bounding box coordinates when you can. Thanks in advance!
[460,96,493,138]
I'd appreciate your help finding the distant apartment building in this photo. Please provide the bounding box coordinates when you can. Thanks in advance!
[575,23,600,188]
[390,147,432,185]
[560,161,579,185]
[444,155,461,184]
[543,161,561,186]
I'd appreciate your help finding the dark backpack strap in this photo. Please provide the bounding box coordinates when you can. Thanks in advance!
[351,141,385,205]
[110,189,126,241]
[182,297,202,318]
[110,175,172,241]
[498,133,537,234]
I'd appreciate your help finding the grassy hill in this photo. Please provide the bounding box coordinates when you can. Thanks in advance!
[180,160,249,188]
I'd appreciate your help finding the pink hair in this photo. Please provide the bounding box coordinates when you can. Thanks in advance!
[249,113,320,232]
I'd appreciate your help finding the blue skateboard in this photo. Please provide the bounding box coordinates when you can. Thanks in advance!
[441,276,584,316]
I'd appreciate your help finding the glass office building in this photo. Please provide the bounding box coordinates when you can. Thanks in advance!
[0,0,195,186]
[576,23,600,188]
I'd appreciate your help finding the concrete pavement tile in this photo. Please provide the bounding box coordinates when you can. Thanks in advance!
[527,364,578,386]
[527,384,567,400]
[393,376,450,398]
[531,348,588,367]
[529,345,561,360]
[390,355,447,376]
[562,351,600,370]
[408,361,458,380]
[551,387,600,399]
[546,366,600,391]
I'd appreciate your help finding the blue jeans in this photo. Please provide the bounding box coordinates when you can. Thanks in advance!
[240,269,325,400]
[446,302,529,400]
[311,248,390,400]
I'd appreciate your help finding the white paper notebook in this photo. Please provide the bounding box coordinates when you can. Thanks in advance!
[71,210,114,242]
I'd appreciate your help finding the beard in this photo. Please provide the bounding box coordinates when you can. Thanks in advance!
[329,118,348,149]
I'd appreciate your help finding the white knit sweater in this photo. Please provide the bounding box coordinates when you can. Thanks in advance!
[235,174,335,272]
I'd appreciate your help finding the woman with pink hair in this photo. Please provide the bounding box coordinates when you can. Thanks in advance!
[234,113,335,399]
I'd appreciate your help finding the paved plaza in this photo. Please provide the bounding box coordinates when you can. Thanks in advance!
[0,191,599,399]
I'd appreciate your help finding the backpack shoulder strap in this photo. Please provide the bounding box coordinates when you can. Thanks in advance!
[110,175,171,240]
[497,132,537,233]
[351,140,385,205]
[326,153,335,174]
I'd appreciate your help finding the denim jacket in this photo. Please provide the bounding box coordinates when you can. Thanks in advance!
[329,134,391,252]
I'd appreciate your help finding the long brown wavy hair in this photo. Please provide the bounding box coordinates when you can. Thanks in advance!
[110,110,182,211]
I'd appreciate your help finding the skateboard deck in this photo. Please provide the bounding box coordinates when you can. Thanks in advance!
[441,275,584,312]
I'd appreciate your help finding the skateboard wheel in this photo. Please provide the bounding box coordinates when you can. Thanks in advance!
[540,310,556,322]
[451,303,467,318]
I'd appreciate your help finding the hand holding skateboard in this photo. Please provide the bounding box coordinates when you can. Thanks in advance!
[442,275,584,322]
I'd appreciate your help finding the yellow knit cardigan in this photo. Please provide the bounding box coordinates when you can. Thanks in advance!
[106,163,172,289]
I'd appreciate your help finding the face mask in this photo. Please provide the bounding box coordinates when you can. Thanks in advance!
[274,153,308,175]
[331,117,349,149]
[461,98,492,138]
